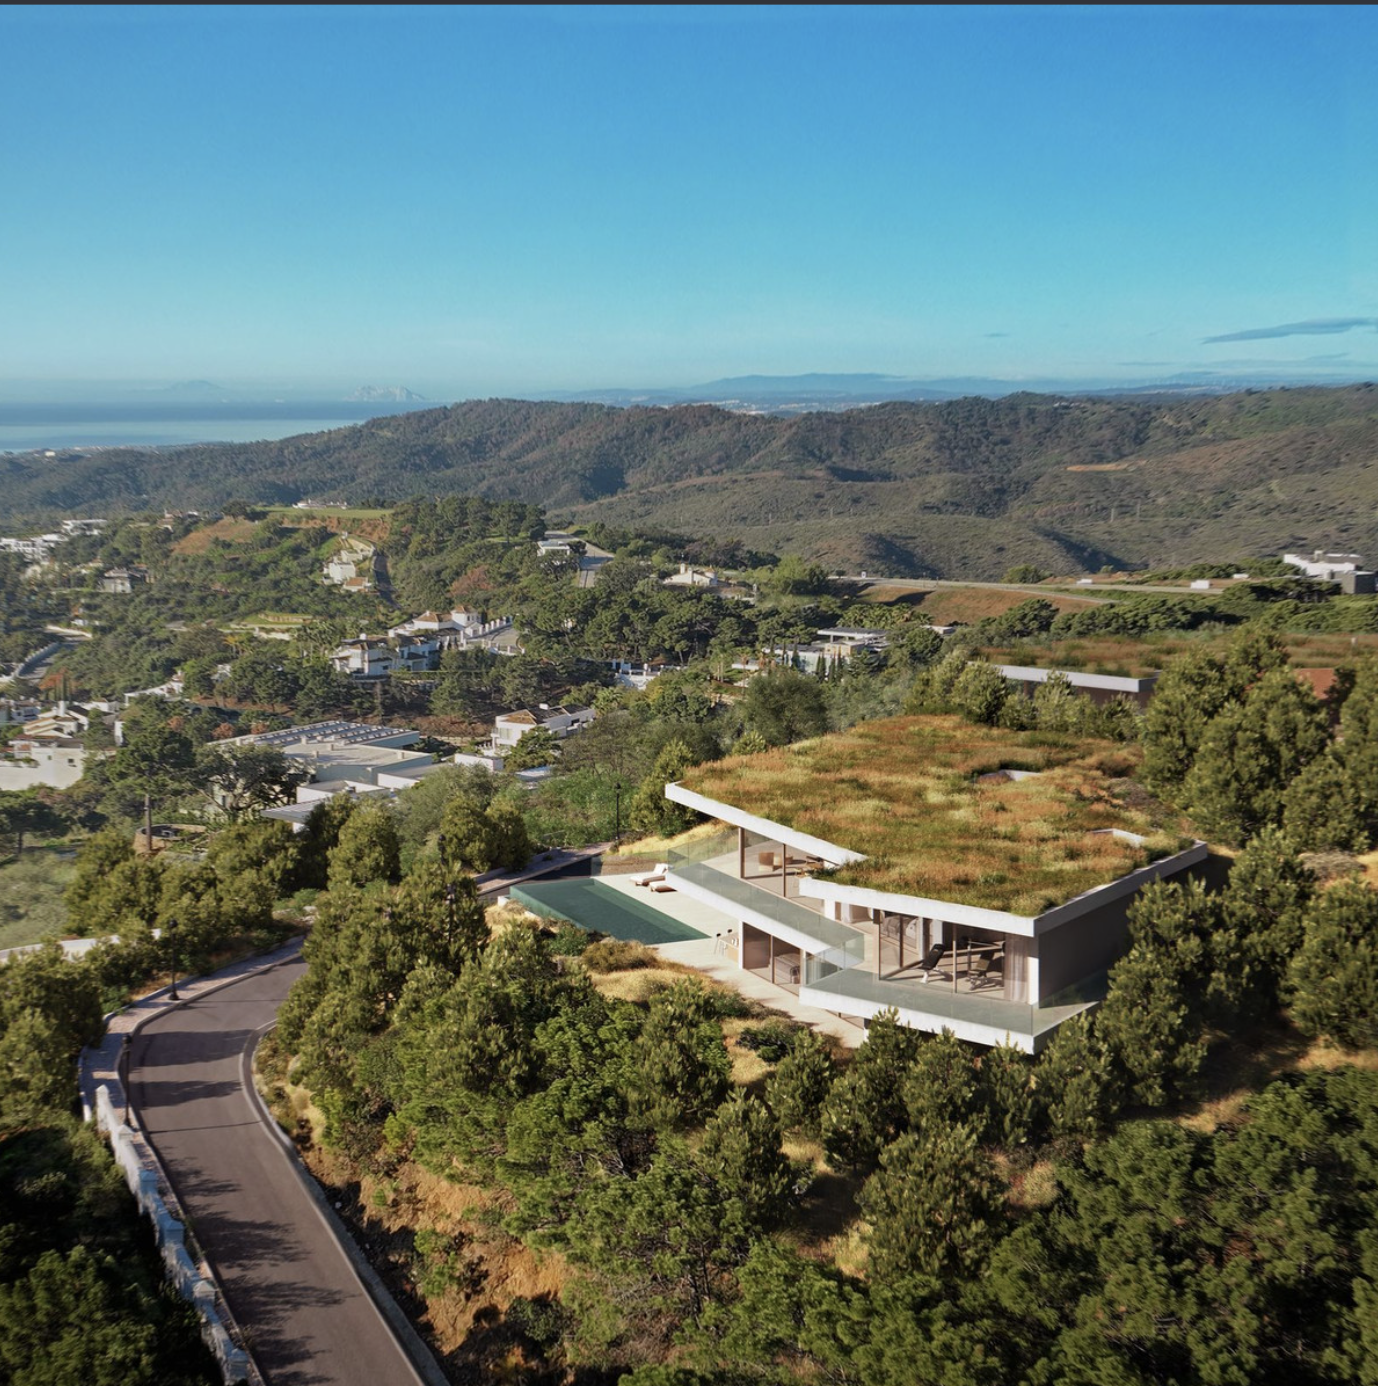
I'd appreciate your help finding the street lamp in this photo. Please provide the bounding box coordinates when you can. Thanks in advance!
[166,917,179,1001]
[613,782,622,845]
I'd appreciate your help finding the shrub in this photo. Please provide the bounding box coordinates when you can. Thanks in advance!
[581,937,656,973]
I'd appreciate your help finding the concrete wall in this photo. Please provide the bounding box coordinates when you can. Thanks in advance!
[94,1086,255,1384]
[1034,891,1135,1000]
[0,747,86,790]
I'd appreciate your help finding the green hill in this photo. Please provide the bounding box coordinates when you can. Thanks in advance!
[5,385,1378,579]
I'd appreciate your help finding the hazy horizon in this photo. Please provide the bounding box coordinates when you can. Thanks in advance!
[4,5,1376,394]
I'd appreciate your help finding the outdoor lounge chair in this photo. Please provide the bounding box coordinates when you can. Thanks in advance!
[967,952,1004,989]
[630,863,668,886]
[917,942,948,983]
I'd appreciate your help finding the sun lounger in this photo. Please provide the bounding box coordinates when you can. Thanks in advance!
[631,863,669,886]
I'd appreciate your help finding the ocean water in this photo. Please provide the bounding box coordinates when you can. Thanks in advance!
[0,400,437,453]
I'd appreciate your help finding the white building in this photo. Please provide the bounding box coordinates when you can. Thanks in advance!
[1283,550,1365,580]
[664,564,721,589]
[657,716,1205,1052]
[329,637,400,679]
[491,705,595,752]
[0,735,87,790]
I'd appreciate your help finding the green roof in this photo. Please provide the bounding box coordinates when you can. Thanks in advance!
[677,715,1189,915]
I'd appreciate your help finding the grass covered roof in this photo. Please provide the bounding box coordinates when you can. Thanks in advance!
[677,714,1190,915]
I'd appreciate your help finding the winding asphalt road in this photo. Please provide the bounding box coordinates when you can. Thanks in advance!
[129,958,428,1386]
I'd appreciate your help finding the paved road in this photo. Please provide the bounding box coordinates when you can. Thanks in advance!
[130,959,427,1386]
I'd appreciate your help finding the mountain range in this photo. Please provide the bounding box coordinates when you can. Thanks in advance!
[4,385,1378,580]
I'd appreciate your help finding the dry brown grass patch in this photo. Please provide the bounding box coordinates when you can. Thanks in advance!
[680,715,1188,911]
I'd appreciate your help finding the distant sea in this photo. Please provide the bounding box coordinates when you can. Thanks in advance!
[0,400,437,453]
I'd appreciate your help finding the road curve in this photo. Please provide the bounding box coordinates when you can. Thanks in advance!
[130,958,428,1386]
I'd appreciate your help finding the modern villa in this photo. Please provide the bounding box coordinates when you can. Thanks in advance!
[662,715,1205,1051]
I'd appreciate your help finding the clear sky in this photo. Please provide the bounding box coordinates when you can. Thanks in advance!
[2,3,1376,396]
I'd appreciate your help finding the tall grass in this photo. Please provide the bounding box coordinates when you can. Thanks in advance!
[0,847,75,950]
[681,715,1190,914]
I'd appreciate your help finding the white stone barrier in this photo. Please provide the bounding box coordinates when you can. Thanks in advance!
[94,1084,256,1385]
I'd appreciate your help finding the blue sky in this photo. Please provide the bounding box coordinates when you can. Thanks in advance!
[2,4,1375,396]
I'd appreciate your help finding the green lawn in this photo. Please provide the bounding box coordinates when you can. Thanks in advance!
[0,847,76,951]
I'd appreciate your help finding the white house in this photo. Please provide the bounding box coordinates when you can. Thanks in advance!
[0,735,88,790]
[99,567,148,594]
[322,537,377,589]
[657,714,1205,1052]
[329,637,400,679]
[1283,550,1365,580]
[995,663,1159,709]
[664,564,721,590]
[491,705,596,752]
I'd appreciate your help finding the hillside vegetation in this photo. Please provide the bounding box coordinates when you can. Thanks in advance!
[5,385,1378,578]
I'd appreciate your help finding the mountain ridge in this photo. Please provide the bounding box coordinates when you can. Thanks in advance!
[3,385,1377,579]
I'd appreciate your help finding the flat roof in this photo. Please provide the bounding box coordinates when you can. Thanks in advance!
[671,714,1189,916]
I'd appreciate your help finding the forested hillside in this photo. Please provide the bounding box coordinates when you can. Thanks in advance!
[5,385,1378,578]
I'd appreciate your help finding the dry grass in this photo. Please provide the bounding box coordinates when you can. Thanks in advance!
[485,902,538,934]
[679,715,1190,914]
[306,1152,568,1361]
[854,584,1097,621]
[171,516,259,554]
[979,635,1166,678]
[1296,1038,1378,1074]
[607,820,723,859]
[587,967,677,1004]
[1003,1156,1058,1210]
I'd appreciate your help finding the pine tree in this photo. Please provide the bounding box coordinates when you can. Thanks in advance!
[1140,650,1234,793]
[901,1028,982,1135]
[977,1042,1037,1151]
[1095,943,1207,1108]
[859,1123,1004,1281]
[1287,881,1378,1049]
[327,802,401,888]
[629,738,701,837]
[1184,668,1328,845]
[1281,746,1369,852]
[766,1029,835,1137]
[698,1091,792,1238]
[1340,659,1378,826]
[820,1008,920,1169]
[627,979,731,1130]
[951,659,1011,726]
[1217,826,1314,1015]
[1036,1014,1112,1145]
[439,796,500,872]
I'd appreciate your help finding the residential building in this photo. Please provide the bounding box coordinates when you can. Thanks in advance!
[491,704,595,752]
[322,537,378,588]
[329,637,401,679]
[664,563,721,589]
[995,663,1159,709]
[659,714,1205,1051]
[1283,549,1365,580]
[0,696,43,726]
[0,735,88,790]
[735,628,891,677]
[387,607,482,643]
[100,566,149,594]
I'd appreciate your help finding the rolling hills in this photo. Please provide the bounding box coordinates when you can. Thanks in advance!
[4,385,1378,579]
